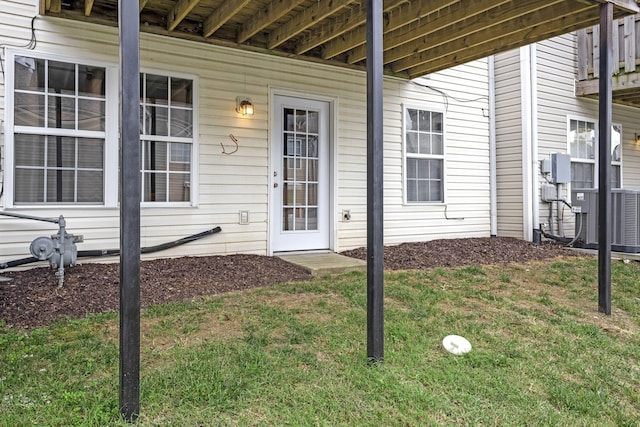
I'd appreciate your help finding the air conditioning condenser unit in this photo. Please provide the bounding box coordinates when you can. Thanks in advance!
[571,188,640,253]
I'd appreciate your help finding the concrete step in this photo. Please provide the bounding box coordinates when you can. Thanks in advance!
[277,252,366,277]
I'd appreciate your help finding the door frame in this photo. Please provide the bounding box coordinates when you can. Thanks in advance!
[268,87,337,255]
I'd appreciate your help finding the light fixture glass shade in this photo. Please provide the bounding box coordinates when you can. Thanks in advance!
[236,97,254,117]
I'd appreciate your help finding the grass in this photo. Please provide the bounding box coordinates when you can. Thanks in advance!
[1,256,640,426]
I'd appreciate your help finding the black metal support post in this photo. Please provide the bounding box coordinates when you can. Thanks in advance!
[598,3,613,316]
[118,2,141,421]
[366,0,384,364]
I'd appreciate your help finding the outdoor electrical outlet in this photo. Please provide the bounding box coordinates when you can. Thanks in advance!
[239,210,250,224]
[342,210,351,221]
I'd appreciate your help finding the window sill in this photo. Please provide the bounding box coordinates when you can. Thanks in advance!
[140,202,197,209]
[5,205,118,210]
[403,201,445,207]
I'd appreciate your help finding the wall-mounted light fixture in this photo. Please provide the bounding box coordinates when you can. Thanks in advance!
[236,97,254,117]
[636,133,640,144]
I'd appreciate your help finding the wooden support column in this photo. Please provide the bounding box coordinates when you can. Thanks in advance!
[366,0,384,364]
[119,0,141,421]
[598,2,612,316]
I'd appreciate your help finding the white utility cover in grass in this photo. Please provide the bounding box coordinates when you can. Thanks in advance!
[442,335,472,355]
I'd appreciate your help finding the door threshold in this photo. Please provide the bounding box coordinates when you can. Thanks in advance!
[273,249,332,255]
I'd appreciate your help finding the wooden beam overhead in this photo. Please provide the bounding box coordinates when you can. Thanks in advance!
[139,0,150,13]
[389,0,564,71]
[168,0,201,32]
[49,0,61,13]
[237,0,303,44]
[406,7,597,78]
[347,0,513,64]
[37,0,640,84]
[268,0,356,49]
[296,4,365,54]
[322,0,460,60]
[295,0,405,54]
[203,0,251,37]
[84,0,94,16]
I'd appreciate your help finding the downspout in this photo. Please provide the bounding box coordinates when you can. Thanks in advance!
[488,56,497,237]
[520,46,534,242]
[529,44,541,244]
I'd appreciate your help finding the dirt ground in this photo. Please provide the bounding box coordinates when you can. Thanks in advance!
[0,237,585,329]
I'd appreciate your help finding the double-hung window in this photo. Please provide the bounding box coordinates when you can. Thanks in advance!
[5,53,196,207]
[568,118,621,189]
[9,54,111,205]
[140,73,195,204]
[404,107,444,203]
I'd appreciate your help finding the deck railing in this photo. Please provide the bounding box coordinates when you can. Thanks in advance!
[577,14,640,80]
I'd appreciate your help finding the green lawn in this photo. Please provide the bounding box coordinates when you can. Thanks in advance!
[1,257,639,426]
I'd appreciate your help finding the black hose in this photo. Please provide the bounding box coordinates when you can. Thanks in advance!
[1,227,222,268]
[77,226,222,257]
[539,225,573,244]
[76,249,120,257]
[141,226,221,254]
[0,256,40,269]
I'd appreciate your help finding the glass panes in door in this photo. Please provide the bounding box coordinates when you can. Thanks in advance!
[282,108,319,231]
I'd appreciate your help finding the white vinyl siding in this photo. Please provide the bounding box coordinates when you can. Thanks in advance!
[535,34,637,196]
[492,32,640,240]
[0,0,491,262]
[493,49,525,238]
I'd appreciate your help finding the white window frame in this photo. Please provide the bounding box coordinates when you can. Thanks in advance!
[139,68,199,208]
[567,116,596,189]
[567,116,622,189]
[611,123,622,189]
[3,49,118,208]
[402,104,446,204]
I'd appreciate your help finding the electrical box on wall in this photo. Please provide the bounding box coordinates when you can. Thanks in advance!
[540,158,551,174]
[551,153,571,184]
[540,183,557,202]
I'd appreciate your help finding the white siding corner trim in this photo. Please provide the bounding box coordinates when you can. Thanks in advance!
[519,45,539,241]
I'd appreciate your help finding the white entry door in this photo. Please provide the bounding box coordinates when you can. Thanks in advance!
[271,95,330,252]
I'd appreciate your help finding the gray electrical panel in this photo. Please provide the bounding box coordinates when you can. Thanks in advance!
[551,153,571,184]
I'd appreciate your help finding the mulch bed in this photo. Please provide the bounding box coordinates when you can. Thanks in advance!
[0,237,586,329]
[0,255,312,329]
[341,237,582,270]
